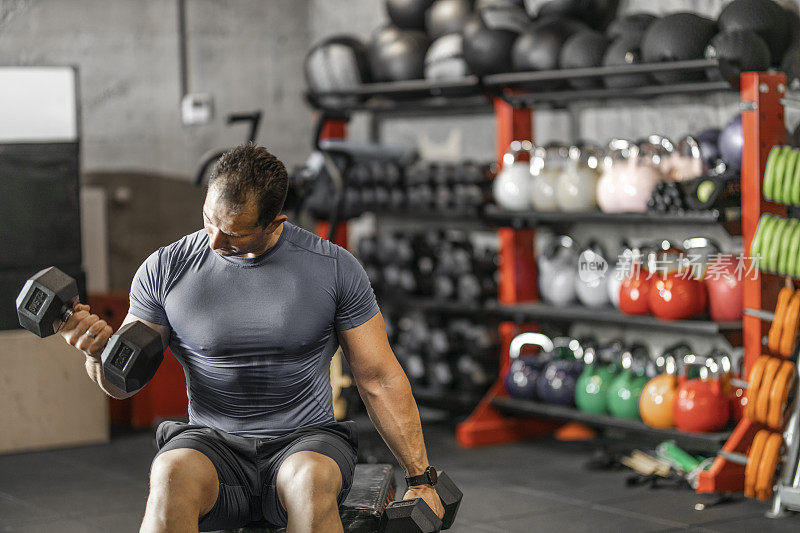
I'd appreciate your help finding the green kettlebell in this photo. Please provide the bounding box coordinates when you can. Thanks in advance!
[575,341,621,414]
[607,350,649,419]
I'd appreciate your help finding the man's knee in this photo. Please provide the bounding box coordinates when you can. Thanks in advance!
[276,451,342,507]
[149,448,219,512]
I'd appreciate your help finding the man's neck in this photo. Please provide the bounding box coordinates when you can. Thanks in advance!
[243,221,285,258]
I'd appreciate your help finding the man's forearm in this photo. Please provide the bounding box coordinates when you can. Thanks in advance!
[358,366,429,476]
[84,356,134,400]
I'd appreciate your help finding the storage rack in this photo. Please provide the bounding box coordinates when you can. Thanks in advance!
[307,62,788,490]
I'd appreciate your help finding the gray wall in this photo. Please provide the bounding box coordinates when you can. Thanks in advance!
[0,0,312,177]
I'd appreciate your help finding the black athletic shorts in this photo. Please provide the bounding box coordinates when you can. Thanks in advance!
[152,419,358,531]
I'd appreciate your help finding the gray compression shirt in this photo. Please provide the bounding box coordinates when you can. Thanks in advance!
[128,222,379,438]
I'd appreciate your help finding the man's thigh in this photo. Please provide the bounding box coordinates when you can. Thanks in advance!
[153,421,262,532]
[259,424,358,527]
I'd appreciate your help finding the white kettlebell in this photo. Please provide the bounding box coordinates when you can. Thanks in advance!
[667,135,705,182]
[575,239,611,308]
[538,235,578,306]
[556,145,602,212]
[596,139,632,213]
[493,140,533,211]
[614,142,665,213]
[530,144,566,212]
[606,241,642,309]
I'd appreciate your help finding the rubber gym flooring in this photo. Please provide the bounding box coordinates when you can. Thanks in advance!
[1,413,799,532]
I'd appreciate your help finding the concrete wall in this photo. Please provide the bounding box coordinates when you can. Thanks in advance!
[0,0,312,177]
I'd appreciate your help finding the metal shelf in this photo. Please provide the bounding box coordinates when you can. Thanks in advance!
[491,302,741,336]
[491,396,731,453]
[483,205,729,229]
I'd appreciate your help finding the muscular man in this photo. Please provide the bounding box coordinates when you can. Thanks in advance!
[60,144,444,533]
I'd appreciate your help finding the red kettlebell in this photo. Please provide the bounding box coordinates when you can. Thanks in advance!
[619,258,650,316]
[673,359,730,433]
[704,254,743,322]
[647,241,707,321]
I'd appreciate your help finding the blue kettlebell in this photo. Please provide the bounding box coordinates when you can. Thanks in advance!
[504,332,554,400]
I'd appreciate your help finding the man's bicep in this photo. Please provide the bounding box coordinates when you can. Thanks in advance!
[121,312,171,349]
[338,312,398,383]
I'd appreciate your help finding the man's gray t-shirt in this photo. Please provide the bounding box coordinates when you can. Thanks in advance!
[128,222,379,439]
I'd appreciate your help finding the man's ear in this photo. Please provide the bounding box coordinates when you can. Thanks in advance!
[266,214,288,232]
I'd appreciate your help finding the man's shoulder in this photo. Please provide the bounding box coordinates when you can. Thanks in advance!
[283,222,340,260]
[157,229,208,266]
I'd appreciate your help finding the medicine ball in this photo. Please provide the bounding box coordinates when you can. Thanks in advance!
[427,0,474,40]
[386,0,436,31]
[526,0,619,31]
[425,33,471,80]
[641,13,717,84]
[462,13,520,75]
[602,33,648,88]
[559,30,609,88]
[606,13,657,40]
[719,115,744,172]
[476,0,528,33]
[512,18,589,89]
[718,0,791,62]
[704,30,771,87]
[783,47,800,89]
[305,36,371,108]
[369,27,429,81]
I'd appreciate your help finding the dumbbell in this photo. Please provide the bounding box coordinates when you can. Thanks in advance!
[381,471,462,532]
[16,267,163,393]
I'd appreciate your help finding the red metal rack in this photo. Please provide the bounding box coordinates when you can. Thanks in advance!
[697,71,787,494]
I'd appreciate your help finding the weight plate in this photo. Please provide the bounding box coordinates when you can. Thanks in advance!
[778,219,799,275]
[745,429,769,498]
[761,216,783,273]
[768,287,794,355]
[773,146,790,203]
[791,149,800,206]
[784,223,800,278]
[756,432,783,501]
[781,149,800,204]
[766,218,788,273]
[750,215,774,267]
[763,146,783,201]
[746,356,771,421]
[767,361,796,430]
[757,358,783,423]
[780,292,800,358]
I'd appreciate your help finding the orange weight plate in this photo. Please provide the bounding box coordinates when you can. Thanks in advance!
[757,358,783,424]
[780,292,800,358]
[746,356,770,421]
[745,429,769,498]
[756,432,783,501]
[768,288,794,354]
[768,361,796,430]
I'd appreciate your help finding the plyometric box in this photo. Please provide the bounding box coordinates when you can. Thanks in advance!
[0,330,109,454]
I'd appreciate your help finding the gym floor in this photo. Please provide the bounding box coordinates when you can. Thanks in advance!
[0,414,798,533]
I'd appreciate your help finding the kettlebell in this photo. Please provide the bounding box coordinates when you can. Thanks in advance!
[596,138,631,213]
[575,342,617,414]
[705,254,743,322]
[493,140,534,211]
[606,241,641,309]
[530,144,567,212]
[614,141,666,213]
[647,240,708,321]
[664,136,705,182]
[556,145,602,211]
[504,332,554,400]
[639,354,679,429]
[618,242,652,316]
[575,239,611,308]
[536,346,579,406]
[538,235,578,306]
[606,344,650,420]
[673,359,730,433]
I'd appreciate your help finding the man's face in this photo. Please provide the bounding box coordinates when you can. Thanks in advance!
[202,186,272,257]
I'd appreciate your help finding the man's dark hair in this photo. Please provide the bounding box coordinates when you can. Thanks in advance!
[208,144,288,227]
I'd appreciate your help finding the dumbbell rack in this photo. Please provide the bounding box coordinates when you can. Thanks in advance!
[308,66,794,494]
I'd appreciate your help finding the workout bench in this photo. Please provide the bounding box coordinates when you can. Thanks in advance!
[216,463,396,533]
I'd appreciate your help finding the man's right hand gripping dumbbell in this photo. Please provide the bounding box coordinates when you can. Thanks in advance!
[16,266,166,397]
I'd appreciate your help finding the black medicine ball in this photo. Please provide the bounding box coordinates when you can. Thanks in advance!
[704,30,771,87]
[368,27,430,82]
[559,30,609,88]
[386,0,436,31]
[426,0,474,40]
[641,12,717,84]
[305,36,371,108]
[462,13,520,75]
[718,0,791,62]
[602,33,648,88]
